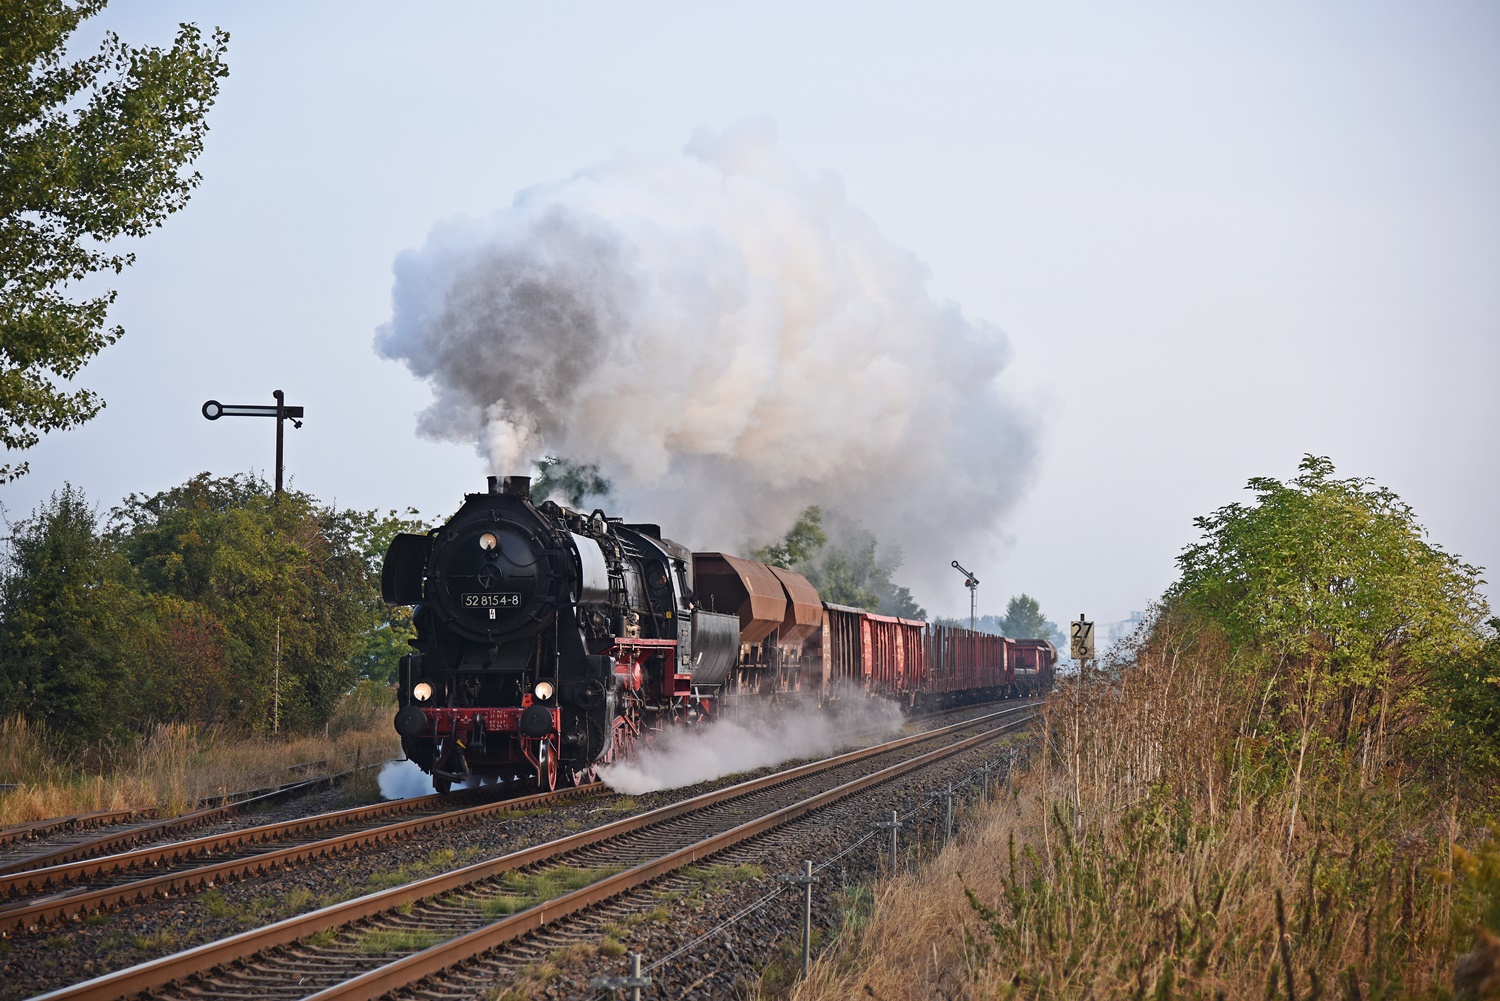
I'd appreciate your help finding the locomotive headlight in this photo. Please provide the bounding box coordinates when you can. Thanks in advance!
[479,532,498,551]
[533,681,555,701]
[412,681,434,702]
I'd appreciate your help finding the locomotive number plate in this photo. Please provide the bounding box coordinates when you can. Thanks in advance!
[463,592,521,608]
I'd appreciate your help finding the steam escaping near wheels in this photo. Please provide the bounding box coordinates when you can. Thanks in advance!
[378,759,440,799]
[598,698,906,795]
[376,120,1038,599]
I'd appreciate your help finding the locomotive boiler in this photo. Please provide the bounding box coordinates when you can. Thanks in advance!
[381,475,739,792]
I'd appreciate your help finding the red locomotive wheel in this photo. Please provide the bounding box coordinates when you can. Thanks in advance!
[541,734,560,792]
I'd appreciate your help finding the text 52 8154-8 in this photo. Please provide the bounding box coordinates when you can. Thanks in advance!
[463,593,521,608]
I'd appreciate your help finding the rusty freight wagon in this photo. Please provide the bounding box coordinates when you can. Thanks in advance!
[1011,639,1057,696]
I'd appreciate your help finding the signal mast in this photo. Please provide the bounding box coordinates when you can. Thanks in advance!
[950,560,979,633]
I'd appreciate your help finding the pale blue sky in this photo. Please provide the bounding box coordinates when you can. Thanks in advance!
[6,2,1497,631]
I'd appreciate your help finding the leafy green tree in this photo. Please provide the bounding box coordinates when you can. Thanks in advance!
[0,484,148,739]
[531,455,610,507]
[878,582,926,620]
[1168,454,1493,796]
[1438,619,1500,775]
[111,474,371,732]
[1,3,229,481]
[998,594,1064,645]
[999,594,1046,638]
[944,599,1062,642]
[806,539,883,611]
[752,505,827,570]
[0,473,421,742]
[752,506,925,618]
[946,613,1001,633]
[342,506,428,685]
[138,593,232,726]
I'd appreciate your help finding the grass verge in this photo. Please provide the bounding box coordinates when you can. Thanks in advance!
[795,616,1500,999]
[0,683,400,825]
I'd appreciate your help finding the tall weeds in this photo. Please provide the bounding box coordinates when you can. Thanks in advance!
[797,611,1499,999]
[0,683,399,825]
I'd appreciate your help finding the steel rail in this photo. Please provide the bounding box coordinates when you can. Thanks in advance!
[0,783,602,933]
[307,712,1035,1000]
[0,702,1012,856]
[35,704,1034,1001]
[5,702,1030,926]
[1,796,439,900]
[0,775,337,878]
[0,783,563,901]
[0,811,141,849]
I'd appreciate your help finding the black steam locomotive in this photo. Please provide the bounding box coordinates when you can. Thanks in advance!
[382,476,739,792]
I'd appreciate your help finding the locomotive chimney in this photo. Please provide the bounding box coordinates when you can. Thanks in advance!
[501,475,532,500]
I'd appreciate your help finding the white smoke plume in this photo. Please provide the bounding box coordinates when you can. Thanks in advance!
[377,121,1037,598]
[597,698,906,795]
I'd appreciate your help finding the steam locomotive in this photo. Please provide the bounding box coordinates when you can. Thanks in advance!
[382,475,1054,793]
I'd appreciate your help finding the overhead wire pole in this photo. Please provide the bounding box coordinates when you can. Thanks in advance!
[951,560,980,632]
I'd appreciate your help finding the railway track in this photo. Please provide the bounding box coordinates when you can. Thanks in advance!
[0,699,1007,936]
[0,773,352,878]
[0,812,145,873]
[0,783,601,935]
[35,703,1036,1001]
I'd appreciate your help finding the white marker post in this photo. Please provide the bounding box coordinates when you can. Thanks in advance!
[1069,614,1094,671]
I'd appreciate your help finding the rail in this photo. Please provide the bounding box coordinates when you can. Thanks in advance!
[36,705,1035,1001]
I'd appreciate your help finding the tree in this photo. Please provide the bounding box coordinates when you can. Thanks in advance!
[1,4,229,481]
[752,506,827,570]
[998,593,1059,641]
[531,455,610,507]
[752,506,926,618]
[937,607,1062,645]
[879,582,926,620]
[1171,455,1487,675]
[0,473,422,742]
[342,506,428,685]
[1167,454,1493,792]
[111,473,373,732]
[0,484,149,739]
[1438,618,1500,775]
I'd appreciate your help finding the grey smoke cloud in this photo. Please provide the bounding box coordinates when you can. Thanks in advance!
[376,121,1037,601]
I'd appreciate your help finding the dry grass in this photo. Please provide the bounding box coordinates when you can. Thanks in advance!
[0,684,400,825]
[796,615,1500,1000]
